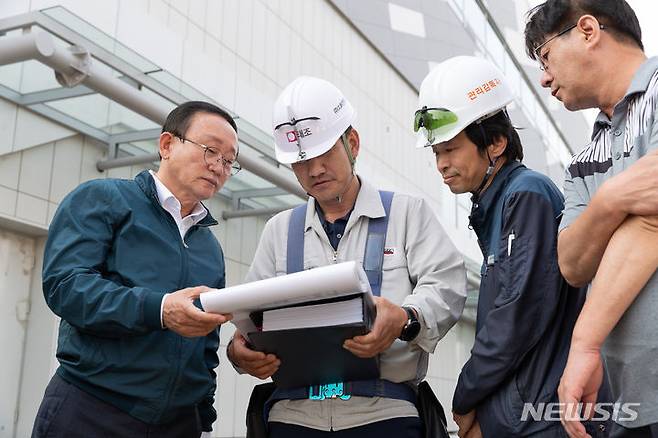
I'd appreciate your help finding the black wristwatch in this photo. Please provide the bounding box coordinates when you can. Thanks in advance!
[399,307,421,342]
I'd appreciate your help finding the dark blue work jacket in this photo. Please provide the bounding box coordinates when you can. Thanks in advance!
[453,162,593,436]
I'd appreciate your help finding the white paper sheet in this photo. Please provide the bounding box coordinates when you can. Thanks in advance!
[199,261,372,335]
[262,296,364,331]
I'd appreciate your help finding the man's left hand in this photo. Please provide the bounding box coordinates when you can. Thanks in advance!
[343,297,407,358]
[558,344,604,438]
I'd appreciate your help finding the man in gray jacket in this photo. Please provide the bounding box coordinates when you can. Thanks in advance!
[227,76,466,437]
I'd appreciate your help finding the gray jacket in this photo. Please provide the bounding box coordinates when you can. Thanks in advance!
[245,177,466,430]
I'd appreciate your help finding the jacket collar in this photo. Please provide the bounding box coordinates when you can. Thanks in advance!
[468,161,525,234]
[591,56,658,139]
[305,176,385,235]
[135,170,218,227]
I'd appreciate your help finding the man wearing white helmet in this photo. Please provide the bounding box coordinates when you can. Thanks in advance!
[414,56,605,437]
[227,76,467,437]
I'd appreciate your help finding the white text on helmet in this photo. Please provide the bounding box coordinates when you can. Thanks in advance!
[467,78,502,101]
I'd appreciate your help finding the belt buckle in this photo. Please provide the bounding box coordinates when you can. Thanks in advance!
[308,382,351,401]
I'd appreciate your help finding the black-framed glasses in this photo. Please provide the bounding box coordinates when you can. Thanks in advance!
[534,24,577,72]
[534,23,606,72]
[175,136,241,176]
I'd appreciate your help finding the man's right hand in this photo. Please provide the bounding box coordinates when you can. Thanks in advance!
[162,286,231,337]
[228,331,280,379]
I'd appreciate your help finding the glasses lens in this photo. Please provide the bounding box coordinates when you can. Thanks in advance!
[204,148,220,165]
[230,162,241,176]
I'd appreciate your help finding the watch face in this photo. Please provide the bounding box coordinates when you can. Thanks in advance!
[400,320,421,341]
[399,308,421,341]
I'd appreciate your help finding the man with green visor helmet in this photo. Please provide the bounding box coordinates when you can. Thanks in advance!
[414,56,608,437]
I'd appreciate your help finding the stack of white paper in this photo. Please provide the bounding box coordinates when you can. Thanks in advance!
[199,261,373,336]
[262,297,364,331]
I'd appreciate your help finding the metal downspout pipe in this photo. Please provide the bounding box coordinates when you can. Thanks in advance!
[0,30,306,203]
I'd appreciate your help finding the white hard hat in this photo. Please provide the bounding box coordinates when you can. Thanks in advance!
[272,76,356,164]
[414,56,514,148]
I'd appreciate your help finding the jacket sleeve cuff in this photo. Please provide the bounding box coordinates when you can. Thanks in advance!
[144,290,167,330]
[452,403,471,416]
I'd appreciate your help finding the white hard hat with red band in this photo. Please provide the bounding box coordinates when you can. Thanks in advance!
[415,56,514,148]
[272,76,356,164]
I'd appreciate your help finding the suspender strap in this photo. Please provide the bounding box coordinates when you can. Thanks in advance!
[286,204,307,274]
[363,191,393,297]
[285,190,394,293]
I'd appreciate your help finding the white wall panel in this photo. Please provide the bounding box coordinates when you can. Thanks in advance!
[18,143,53,200]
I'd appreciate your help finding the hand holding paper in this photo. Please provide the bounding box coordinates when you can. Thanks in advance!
[163,286,232,337]
[343,296,408,358]
[206,262,381,388]
[200,261,373,336]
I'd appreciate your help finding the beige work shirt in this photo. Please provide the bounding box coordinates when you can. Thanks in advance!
[246,177,466,430]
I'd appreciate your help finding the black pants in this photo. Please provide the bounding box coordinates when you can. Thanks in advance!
[611,422,658,438]
[32,373,202,438]
[269,417,422,438]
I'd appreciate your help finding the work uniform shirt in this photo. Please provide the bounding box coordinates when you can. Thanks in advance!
[561,57,658,428]
[246,177,467,431]
[149,170,207,241]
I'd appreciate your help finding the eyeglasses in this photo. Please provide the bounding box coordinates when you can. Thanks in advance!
[175,136,241,176]
[534,23,606,72]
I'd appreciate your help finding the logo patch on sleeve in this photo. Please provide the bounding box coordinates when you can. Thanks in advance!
[384,247,395,256]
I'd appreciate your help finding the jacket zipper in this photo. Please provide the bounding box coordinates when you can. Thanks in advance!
[160,213,190,421]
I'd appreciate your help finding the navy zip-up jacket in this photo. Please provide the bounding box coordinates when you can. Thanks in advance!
[452,162,589,436]
[42,170,225,430]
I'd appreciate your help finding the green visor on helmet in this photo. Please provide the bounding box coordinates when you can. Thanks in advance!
[413,107,458,143]
[414,107,458,132]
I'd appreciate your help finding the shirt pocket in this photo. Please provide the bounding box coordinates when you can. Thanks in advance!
[381,249,411,303]
[494,233,528,307]
[382,247,407,270]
